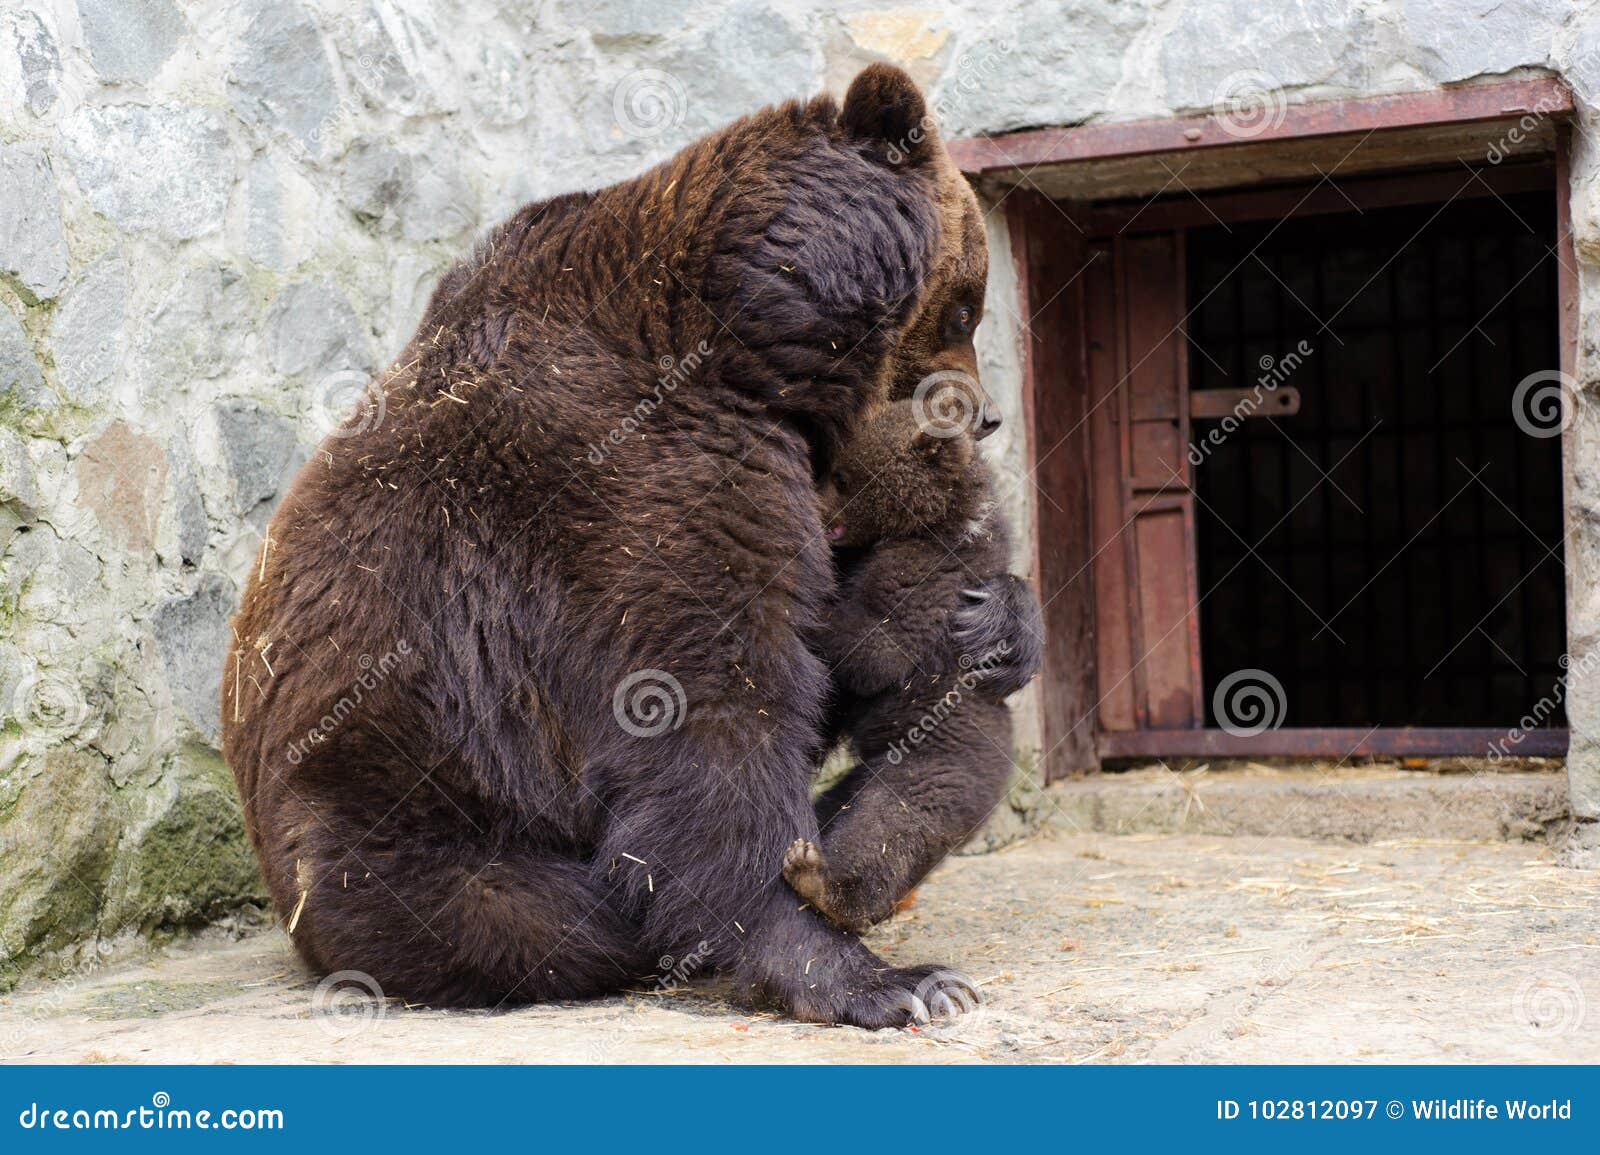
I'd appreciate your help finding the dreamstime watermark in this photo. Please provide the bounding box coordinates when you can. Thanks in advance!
[1511,368,1582,439]
[8,668,89,741]
[1487,649,1600,761]
[910,369,984,441]
[304,368,386,440]
[911,967,984,1038]
[613,68,687,140]
[1512,972,1588,1038]
[884,40,1014,165]
[283,641,414,765]
[311,970,388,1039]
[1,939,116,1059]
[282,48,403,165]
[1188,340,1313,465]
[884,642,1011,766]
[1486,37,1600,164]
[612,668,687,737]
[16,1092,284,1132]
[653,939,714,993]
[1212,669,1287,737]
[587,341,712,465]
[1212,70,1287,140]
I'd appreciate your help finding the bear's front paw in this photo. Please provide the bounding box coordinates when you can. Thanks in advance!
[782,838,831,910]
[839,964,983,1029]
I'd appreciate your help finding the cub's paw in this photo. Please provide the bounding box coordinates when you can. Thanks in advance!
[782,838,830,909]
[952,573,1043,698]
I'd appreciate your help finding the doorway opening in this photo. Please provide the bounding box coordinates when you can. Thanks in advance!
[1189,193,1568,729]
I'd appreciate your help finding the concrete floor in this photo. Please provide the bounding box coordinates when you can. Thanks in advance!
[3,829,1596,1064]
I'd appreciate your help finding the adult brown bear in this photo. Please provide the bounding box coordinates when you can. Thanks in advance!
[223,65,1017,1026]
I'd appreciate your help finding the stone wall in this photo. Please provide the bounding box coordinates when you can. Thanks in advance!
[2,0,1598,979]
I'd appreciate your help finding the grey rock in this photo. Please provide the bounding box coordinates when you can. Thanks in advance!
[1162,0,1366,112]
[162,434,208,568]
[0,303,49,411]
[1404,0,1562,83]
[573,0,680,42]
[1566,16,1600,106]
[152,573,233,742]
[0,426,40,519]
[464,42,530,126]
[399,149,476,242]
[48,251,128,406]
[78,0,186,84]
[939,1,1150,136]
[228,0,338,155]
[139,263,252,387]
[339,137,411,223]
[0,142,69,301]
[346,0,454,116]
[215,401,297,514]
[594,3,815,150]
[58,104,233,241]
[263,280,371,379]
[244,157,284,270]
[676,5,816,136]
[5,8,62,114]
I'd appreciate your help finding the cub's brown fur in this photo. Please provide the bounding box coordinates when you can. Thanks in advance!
[785,400,1042,933]
[222,66,1000,1026]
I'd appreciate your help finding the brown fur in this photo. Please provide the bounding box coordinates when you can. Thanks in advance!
[222,66,994,1025]
[785,402,1041,932]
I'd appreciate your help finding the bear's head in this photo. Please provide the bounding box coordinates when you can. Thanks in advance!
[840,65,999,441]
[818,399,989,548]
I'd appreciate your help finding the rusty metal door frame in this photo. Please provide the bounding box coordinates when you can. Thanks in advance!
[987,83,1578,779]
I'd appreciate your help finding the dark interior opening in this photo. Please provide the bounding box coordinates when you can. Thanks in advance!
[1190,186,1567,729]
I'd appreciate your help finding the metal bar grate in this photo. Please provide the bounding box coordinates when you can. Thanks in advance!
[1189,188,1566,729]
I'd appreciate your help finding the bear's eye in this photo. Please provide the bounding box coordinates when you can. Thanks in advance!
[832,470,850,491]
[950,303,976,336]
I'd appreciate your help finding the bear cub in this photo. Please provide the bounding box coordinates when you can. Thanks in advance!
[784,399,1041,932]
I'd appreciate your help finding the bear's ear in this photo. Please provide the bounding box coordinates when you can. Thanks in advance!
[840,63,936,166]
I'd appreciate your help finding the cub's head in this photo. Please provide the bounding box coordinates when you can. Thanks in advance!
[818,400,987,548]
[840,65,999,441]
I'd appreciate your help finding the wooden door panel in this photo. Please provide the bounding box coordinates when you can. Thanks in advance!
[1085,240,1136,733]
[1089,232,1203,734]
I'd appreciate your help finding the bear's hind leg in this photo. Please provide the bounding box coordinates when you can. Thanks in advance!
[279,799,645,1008]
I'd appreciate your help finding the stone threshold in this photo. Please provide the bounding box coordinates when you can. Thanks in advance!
[1044,762,1572,846]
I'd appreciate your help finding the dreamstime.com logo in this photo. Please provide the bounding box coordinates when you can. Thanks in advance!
[1189,341,1313,465]
[1211,70,1287,139]
[613,68,687,139]
[16,1092,284,1131]
[884,643,1011,766]
[1512,972,1588,1039]
[910,369,984,440]
[587,341,713,465]
[911,967,985,1040]
[613,668,687,737]
[9,669,90,740]
[883,39,1014,165]
[305,368,386,440]
[1488,649,1600,761]
[654,939,714,993]
[311,970,388,1039]
[1212,668,1287,737]
[1511,369,1582,439]
[284,641,414,765]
